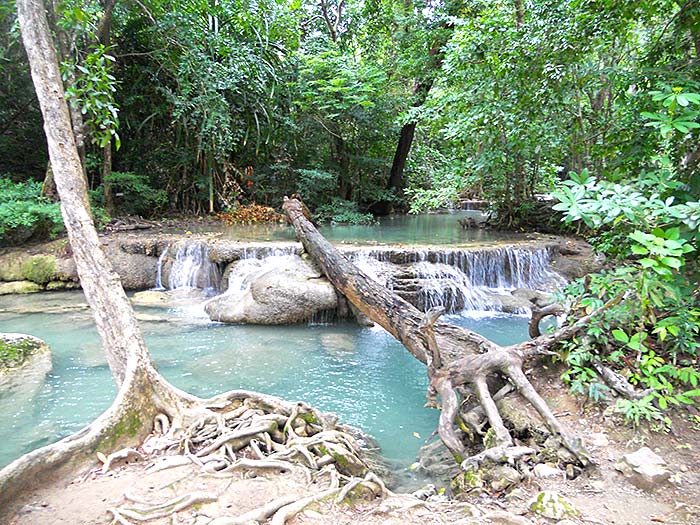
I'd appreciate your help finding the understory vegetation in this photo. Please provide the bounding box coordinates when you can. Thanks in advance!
[0,0,697,224]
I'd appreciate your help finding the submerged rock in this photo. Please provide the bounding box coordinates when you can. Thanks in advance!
[415,440,462,486]
[205,255,338,324]
[0,333,52,399]
[614,447,671,491]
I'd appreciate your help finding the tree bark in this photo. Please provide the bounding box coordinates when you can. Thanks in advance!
[283,196,607,466]
[17,0,151,385]
[1,1,177,507]
[387,121,416,196]
[99,0,116,216]
[103,141,116,216]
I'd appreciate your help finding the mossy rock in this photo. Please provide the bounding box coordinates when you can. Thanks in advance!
[0,281,42,295]
[21,255,58,285]
[0,252,28,281]
[528,490,580,519]
[0,333,49,371]
[45,280,80,291]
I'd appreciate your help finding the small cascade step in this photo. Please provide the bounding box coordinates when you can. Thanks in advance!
[153,239,565,319]
[168,242,221,291]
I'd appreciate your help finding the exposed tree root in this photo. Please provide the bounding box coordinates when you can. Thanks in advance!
[109,491,218,521]
[92,387,387,524]
[529,303,565,338]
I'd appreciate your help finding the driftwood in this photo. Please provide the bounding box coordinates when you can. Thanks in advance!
[283,196,621,469]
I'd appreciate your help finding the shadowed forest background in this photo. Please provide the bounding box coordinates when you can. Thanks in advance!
[1,0,699,225]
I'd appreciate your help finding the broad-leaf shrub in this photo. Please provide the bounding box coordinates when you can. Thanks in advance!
[552,89,700,427]
[0,178,64,246]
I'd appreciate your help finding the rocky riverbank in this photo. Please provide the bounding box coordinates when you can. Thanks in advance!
[0,232,602,326]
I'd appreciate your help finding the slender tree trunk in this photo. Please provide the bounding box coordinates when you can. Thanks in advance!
[47,0,88,180]
[99,0,116,216]
[335,135,352,200]
[18,0,152,388]
[386,80,433,198]
[387,122,416,195]
[41,161,58,201]
[514,0,524,27]
[103,141,116,216]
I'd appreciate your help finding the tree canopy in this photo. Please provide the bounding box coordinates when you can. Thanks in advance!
[0,0,698,222]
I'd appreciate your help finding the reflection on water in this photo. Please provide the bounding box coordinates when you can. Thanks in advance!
[176,211,520,246]
[0,291,530,483]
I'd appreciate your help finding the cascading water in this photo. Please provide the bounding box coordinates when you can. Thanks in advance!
[168,242,221,292]
[152,244,169,291]
[413,262,493,312]
[351,246,564,315]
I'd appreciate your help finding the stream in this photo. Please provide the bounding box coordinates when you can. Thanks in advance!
[0,212,557,488]
[0,291,531,484]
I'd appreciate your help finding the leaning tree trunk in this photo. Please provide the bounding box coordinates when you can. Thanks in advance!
[283,196,621,468]
[1,0,206,509]
[3,3,383,517]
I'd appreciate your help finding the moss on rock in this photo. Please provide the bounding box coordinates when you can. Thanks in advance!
[0,333,48,370]
[21,255,58,285]
[0,280,42,295]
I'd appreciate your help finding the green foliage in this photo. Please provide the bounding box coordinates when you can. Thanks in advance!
[405,145,471,213]
[92,172,168,218]
[553,85,700,426]
[315,198,375,225]
[295,169,338,209]
[63,45,121,148]
[0,178,64,245]
[641,86,700,138]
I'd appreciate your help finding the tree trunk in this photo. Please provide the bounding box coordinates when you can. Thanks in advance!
[103,141,116,216]
[41,161,58,201]
[387,121,416,196]
[99,0,116,217]
[386,79,433,201]
[47,0,88,180]
[4,0,183,506]
[283,196,607,466]
[4,5,375,516]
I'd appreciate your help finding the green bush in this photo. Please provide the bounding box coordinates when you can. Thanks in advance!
[316,198,375,225]
[295,169,339,210]
[99,171,168,217]
[0,177,64,246]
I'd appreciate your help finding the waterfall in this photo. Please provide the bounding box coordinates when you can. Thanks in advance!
[351,246,564,315]
[239,245,298,260]
[152,244,169,291]
[168,242,221,291]
[413,262,493,312]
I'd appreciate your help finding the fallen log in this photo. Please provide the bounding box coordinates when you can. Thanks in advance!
[283,196,621,469]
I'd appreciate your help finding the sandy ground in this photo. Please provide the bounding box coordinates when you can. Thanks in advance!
[4,372,699,525]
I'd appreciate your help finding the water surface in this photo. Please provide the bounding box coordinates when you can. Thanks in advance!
[178,211,523,246]
[0,291,530,482]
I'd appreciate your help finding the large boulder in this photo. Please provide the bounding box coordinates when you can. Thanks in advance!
[205,255,338,324]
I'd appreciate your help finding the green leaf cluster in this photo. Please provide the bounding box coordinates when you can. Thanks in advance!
[0,177,64,246]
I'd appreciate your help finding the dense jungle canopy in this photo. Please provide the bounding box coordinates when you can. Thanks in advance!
[1,0,699,223]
